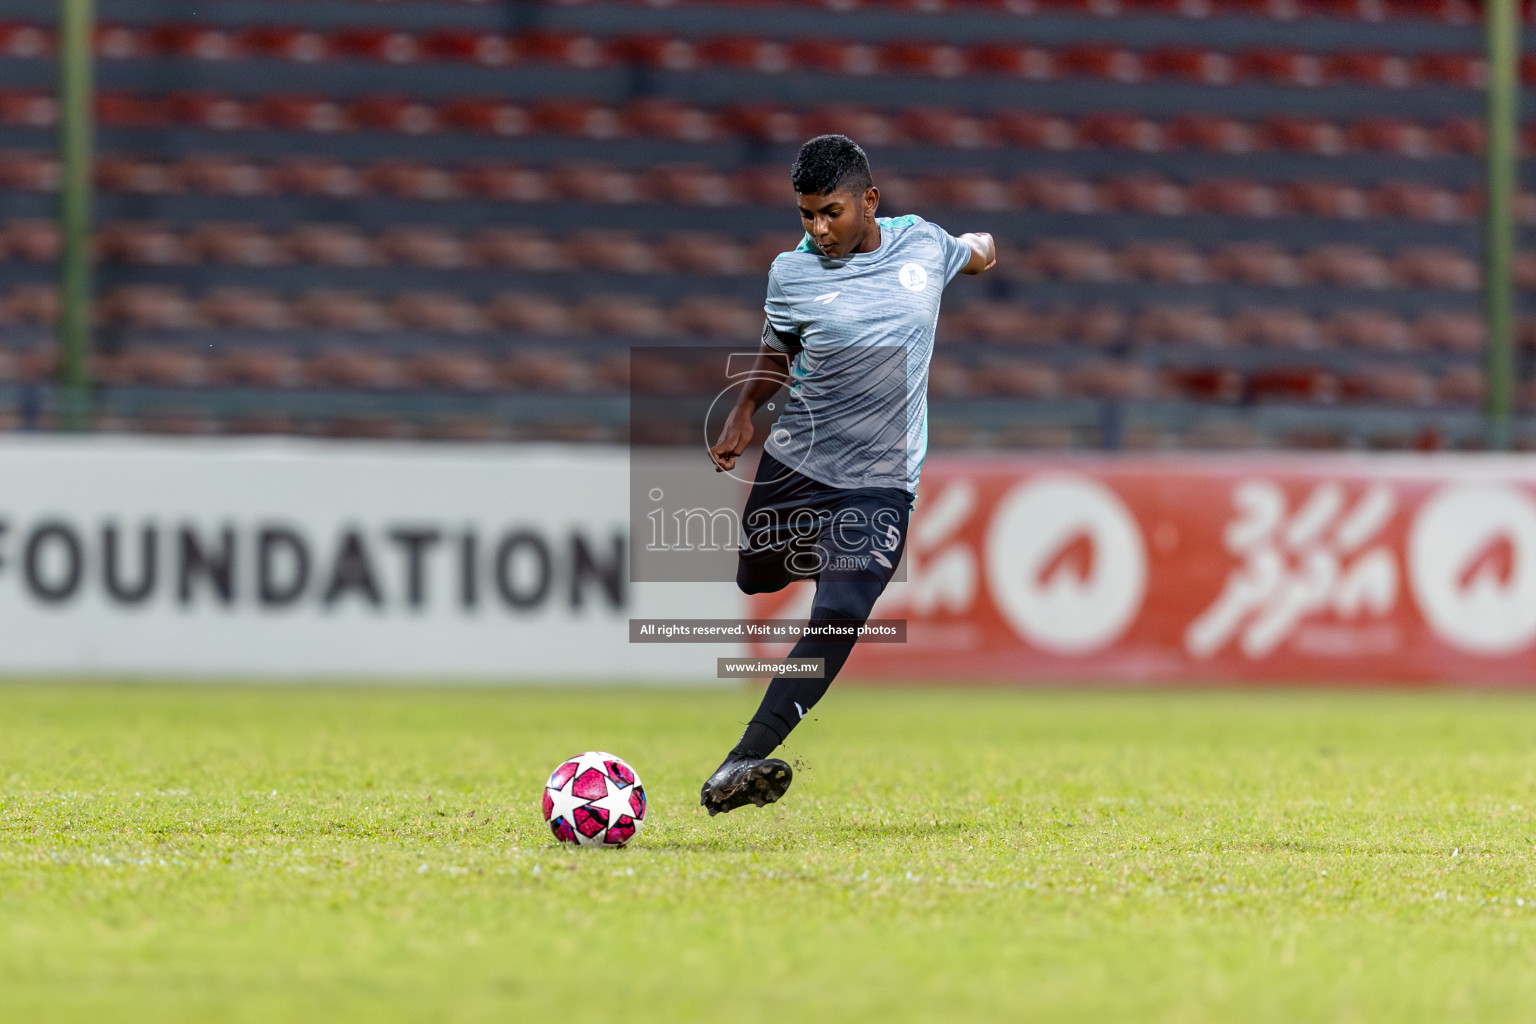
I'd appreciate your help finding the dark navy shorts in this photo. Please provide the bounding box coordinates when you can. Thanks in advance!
[736,450,912,592]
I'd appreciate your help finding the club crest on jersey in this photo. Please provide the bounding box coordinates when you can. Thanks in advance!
[898,263,928,291]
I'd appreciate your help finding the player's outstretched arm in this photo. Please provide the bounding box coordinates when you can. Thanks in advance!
[708,345,789,473]
[958,232,997,275]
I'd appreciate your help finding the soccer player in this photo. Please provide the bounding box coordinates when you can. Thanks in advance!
[699,134,996,815]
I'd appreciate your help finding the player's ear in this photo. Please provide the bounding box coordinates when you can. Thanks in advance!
[864,185,879,217]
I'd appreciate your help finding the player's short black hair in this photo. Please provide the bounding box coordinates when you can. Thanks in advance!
[790,135,874,197]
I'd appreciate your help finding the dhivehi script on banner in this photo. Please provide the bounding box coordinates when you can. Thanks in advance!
[0,437,741,678]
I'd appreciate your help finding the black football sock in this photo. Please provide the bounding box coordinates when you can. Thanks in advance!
[734,575,885,757]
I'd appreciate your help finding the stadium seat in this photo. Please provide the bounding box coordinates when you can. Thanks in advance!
[1164,366,1244,403]
[471,227,572,271]
[0,91,55,129]
[580,296,671,340]
[1167,115,1262,154]
[727,104,806,144]
[901,107,994,149]
[967,44,1057,79]
[440,98,532,137]
[1229,307,1323,350]
[1102,175,1188,216]
[1116,241,1207,283]
[288,224,377,267]
[292,290,394,333]
[151,24,241,62]
[882,41,969,78]
[1346,117,1441,158]
[365,161,463,201]
[307,349,404,390]
[459,163,551,203]
[1236,49,1326,87]
[234,26,331,63]
[1144,47,1236,85]
[0,23,51,59]
[1413,52,1484,88]
[350,96,441,136]
[571,230,657,274]
[379,226,472,269]
[1210,243,1300,286]
[991,111,1077,150]
[1437,365,1486,406]
[96,156,181,195]
[535,99,627,140]
[390,291,488,334]
[622,35,702,72]
[648,165,736,206]
[1325,51,1414,88]
[163,92,255,132]
[1022,239,1119,282]
[1059,44,1145,83]
[198,288,292,332]
[1412,310,1483,353]
[791,40,881,75]
[486,293,580,336]
[100,285,201,330]
[421,29,517,68]
[1131,305,1228,348]
[981,360,1063,398]
[1345,365,1436,405]
[1371,181,1469,222]
[402,351,498,393]
[4,218,59,263]
[499,351,595,393]
[215,346,306,387]
[656,232,753,276]
[97,222,192,266]
[1322,310,1416,352]
[513,30,613,70]
[625,99,724,144]
[1299,244,1391,288]
[261,95,350,134]
[1285,180,1370,220]
[1390,247,1479,291]
[1017,172,1103,214]
[1065,360,1160,399]
[177,155,269,197]
[557,164,646,204]
[1068,304,1130,348]
[698,37,795,74]
[1247,368,1339,404]
[98,347,210,388]
[1080,114,1165,153]
[1264,116,1348,155]
[1188,179,1281,218]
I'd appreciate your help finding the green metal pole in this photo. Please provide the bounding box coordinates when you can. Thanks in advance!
[1486,0,1519,450]
[58,0,94,431]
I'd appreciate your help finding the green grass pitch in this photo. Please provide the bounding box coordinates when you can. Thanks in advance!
[3,682,1536,1022]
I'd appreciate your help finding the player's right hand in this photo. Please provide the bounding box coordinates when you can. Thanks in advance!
[708,409,754,472]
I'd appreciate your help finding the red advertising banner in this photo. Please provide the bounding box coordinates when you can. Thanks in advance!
[746,454,1536,684]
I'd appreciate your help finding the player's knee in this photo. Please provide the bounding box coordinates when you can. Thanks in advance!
[736,563,788,595]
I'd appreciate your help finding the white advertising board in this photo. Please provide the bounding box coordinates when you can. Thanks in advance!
[0,437,744,679]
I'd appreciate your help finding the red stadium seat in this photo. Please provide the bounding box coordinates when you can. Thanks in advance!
[1167,114,1263,154]
[900,107,994,149]
[498,351,595,394]
[0,91,56,128]
[1188,179,1282,217]
[190,222,291,267]
[331,28,425,65]
[991,111,1077,150]
[791,40,881,76]
[3,218,59,264]
[1101,175,1188,215]
[1236,48,1325,86]
[882,41,969,78]
[1229,308,1323,350]
[567,229,656,274]
[1325,51,1414,87]
[164,92,256,132]
[102,348,211,388]
[349,96,440,135]
[657,232,752,276]
[421,30,517,68]
[1210,243,1300,286]
[622,35,702,72]
[1344,365,1436,405]
[215,344,306,385]
[404,352,499,393]
[555,164,647,204]
[1165,367,1244,403]
[806,105,903,146]
[1437,365,1486,406]
[294,291,395,333]
[1248,368,1339,405]
[580,296,671,341]
[967,43,1057,79]
[379,226,472,269]
[459,163,552,202]
[1322,310,1415,352]
[261,95,351,133]
[1264,115,1347,155]
[97,222,192,267]
[177,155,271,196]
[290,222,380,267]
[1346,117,1440,157]
[1065,360,1160,399]
[364,161,463,201]
[1015,172,1103,214]
[1414,52,1484,87]
[95,25,152,60]
[699,37,794,74]
[391,291,488,334]
[518,30,614,69]
[922,174,1014,210]
[1117,241,1207,283]
[648,164,736,205]
[1080,113,1165,152]
[727,104,806,144]
[1131,305,1229,348]
[0,23,52,59]
[624,99,724,144]
[100,285,201,330]
[96,156,181,196]
[535,99,627,140]
[1300,244,1391,288]
[235,26,331,63]
[486,293,579,336]
[983,361,1064,399]
[95,93,166,129]
[1412,310,1484,353]
[1371,181,1469,221]
[1440,117,1484,155]
[0,151,58,192]
[151,24,242,61]
[1284,180,1370,220]
[1022,239,1119,282]
[1390,246,1479,290]
[1144,48,1235,85]
[1059,44,1146,82]
[471,227,571,271]
[439,97,533,137]
[270,157,369,198]
[307,349,404,389]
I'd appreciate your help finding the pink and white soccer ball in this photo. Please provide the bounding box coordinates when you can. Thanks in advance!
[542,751,647,848]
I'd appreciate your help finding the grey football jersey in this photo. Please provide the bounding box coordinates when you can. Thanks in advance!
[761,214,972,494]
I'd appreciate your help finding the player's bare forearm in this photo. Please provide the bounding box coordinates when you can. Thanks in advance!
[708,346,788,473]
[959,232,997,275]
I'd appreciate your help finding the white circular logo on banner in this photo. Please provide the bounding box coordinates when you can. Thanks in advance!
[898,263,928,291]
[1409,484,1536,655]
[985,475,1147,654]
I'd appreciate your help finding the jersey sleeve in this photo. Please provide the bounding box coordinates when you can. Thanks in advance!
[930,222,974,283]
[762,261,802,353]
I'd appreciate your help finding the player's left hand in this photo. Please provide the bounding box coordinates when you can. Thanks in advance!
[709,408,754,472]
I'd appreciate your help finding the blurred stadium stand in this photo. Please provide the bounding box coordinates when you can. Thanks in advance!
[0,0,1529,447]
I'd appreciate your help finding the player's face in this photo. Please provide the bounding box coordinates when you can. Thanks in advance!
[796,186,879,259]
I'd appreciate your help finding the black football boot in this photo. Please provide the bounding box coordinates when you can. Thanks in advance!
[699,752,793,816]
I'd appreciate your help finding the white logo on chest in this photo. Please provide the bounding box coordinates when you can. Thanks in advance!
[813,291,839,304]
[898,263,928,291]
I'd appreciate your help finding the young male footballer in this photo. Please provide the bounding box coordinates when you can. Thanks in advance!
[700,134,997,815]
